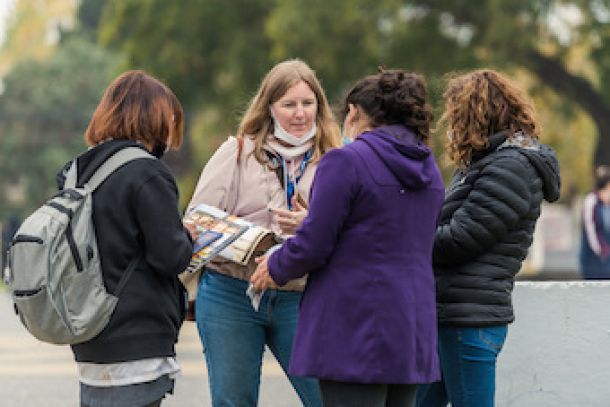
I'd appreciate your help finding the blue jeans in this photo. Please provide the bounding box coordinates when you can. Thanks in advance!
[416,325,508,407]
[195,271,322,407]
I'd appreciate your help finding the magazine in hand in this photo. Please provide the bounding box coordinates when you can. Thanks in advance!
[180,203,280,321]
[183,204,278,273]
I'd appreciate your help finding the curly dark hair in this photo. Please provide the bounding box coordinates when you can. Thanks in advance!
[442,69,540,167]
[341,69,433,143]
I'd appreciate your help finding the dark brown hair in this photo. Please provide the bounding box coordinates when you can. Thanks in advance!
[442,69,540,167]
[342,69,433,143]
[85,70,184,149]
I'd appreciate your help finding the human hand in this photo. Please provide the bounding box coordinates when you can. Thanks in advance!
[270,196,308,235]
[250,256,278,291]
[183,220,200,241]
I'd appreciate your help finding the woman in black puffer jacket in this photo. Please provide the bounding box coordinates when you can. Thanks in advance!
[416,70,561,407]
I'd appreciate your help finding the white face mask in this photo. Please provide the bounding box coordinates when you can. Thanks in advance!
[341,104,361,145]
[271,110,317,146]
[341,127,353,145]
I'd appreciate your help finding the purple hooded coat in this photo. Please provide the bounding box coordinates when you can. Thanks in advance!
[268,125,444,384]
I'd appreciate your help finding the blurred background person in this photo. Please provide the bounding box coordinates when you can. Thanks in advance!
[186,59,340,407]
[251,69,444,407]
[416,69,561,407]
[579,165,610,279]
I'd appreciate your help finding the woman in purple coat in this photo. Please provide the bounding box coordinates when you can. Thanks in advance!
[251,69,444,406]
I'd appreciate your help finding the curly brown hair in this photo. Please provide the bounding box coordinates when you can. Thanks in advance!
[342,69,433,144]
[441,69,540,167]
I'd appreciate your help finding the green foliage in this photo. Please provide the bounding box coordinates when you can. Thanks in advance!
[266,0,389,98]
[266,0,609,191]
[6,0,608,210]
[78,0,107,33]
[99,0,274,119]
[94,0,484,190]
[0,36,120,218]
[410,1,610,166]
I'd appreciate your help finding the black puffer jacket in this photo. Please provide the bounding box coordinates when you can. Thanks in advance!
[433,132,560,326]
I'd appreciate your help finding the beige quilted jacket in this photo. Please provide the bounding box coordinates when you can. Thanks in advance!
[187,136,317,291]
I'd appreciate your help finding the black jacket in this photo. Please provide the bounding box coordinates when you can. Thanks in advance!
[433,132,560,326]
[57,140,193,362]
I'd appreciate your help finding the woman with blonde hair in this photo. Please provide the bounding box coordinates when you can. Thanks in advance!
[416,69,560,407]
[187,59,339,406]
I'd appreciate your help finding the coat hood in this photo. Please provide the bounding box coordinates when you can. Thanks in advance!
[56,140,148,188]
[357,125,437,190]
[498,133,561,203]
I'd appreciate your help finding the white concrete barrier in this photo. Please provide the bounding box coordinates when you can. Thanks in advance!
[519,203,580,279]
[497,281,610,406]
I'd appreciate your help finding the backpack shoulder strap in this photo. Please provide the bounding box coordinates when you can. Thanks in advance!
[64,160,78,190]
[87,147,154,192]
[89,148,152,296]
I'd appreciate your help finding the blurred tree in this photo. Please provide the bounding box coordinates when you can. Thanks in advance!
[0,36,120,218]
[78,0,107,34]
[404,0,610,168]
[0,0,76,76]
[95,0,480,184]
[267,0,610,193]
[99,0,274,116]
[96,0,276,179]
[91,0,608,195]
[266,0,478,100]
[265,0,481,177]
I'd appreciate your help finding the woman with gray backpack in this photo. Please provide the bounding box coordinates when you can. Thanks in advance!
[56,70,194,407]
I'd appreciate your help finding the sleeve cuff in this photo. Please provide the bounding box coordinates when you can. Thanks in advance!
[268,250,289,287]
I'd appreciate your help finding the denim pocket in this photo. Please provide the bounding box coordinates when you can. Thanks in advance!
[478,326,508,353]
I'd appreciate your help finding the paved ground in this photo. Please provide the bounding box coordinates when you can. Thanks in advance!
[0,292,302,406]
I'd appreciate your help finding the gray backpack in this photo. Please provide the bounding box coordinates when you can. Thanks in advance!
[3,147,152,345]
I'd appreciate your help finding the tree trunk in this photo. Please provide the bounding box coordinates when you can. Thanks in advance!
[525,50,610,168]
